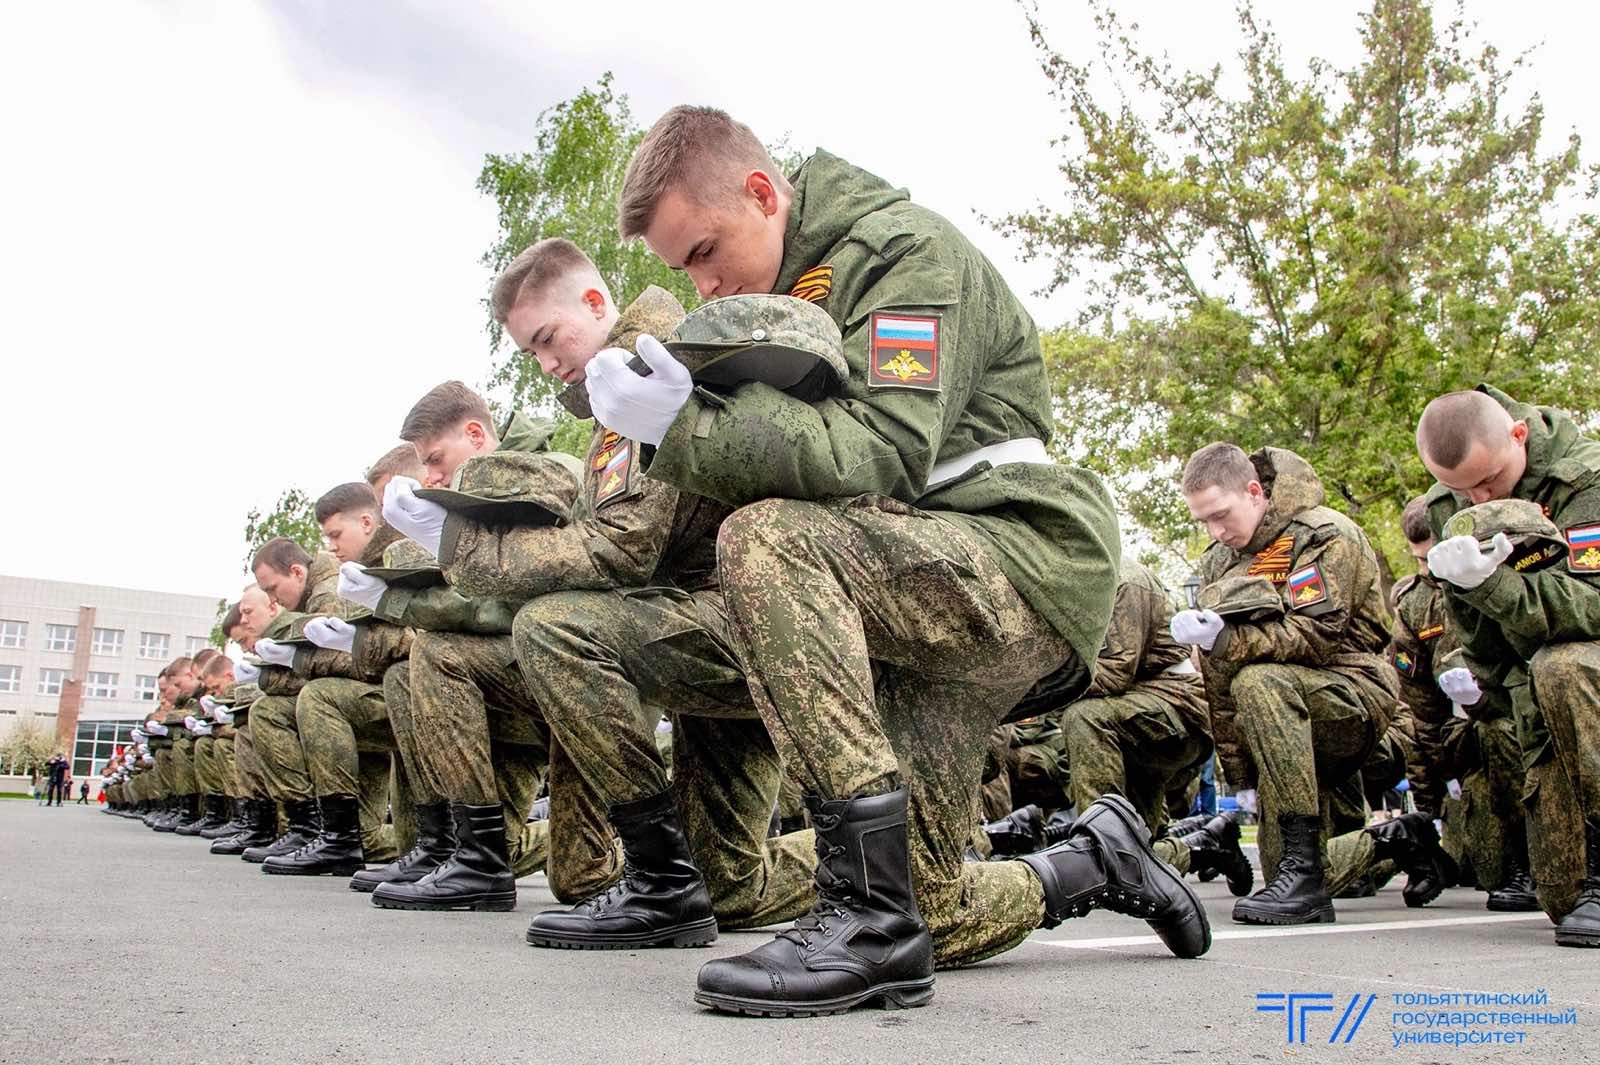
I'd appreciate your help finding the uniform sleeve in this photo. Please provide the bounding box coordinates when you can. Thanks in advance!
[375,583,518,635]
[1454,556,1600,644]
[438,476,680,601]
[1086,582,1149,697]
[350,622,412,680]
[1206,533,1364,666]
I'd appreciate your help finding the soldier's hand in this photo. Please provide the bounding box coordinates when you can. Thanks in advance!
[1170,608,1225,651]
[338,562,388,611]
[382,476,447,557]
[190,721,213,736]
[586,334,693,447]
[143,719,168,736]
[233,660,261,685]
[1427,533,1512,590]
[305,616,357,654]
[1437,666,1483,706]
[1233,788,1258,814]
[184,715,199,731]
[130,728,146,743]
[253,638,295,667]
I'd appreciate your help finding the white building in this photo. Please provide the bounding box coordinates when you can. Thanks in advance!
[0,574,222,790]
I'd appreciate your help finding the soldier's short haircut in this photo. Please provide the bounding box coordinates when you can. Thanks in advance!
[1181,442,1259,495]
[618,105,789,239]
[399,381,496,444]
[1416,391,1512,469]
[365,444,424,488]
[489,239,601,324]
[201,653,233,678]
[1400,495,1433,545]
[167,656,195,676]
[252,537,312,576]
[314,482,378,523]
[220,602,242,636]
[192,647,221,670]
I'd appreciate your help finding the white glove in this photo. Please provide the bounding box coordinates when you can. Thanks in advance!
[138,743,149,755]
[338,561,388,611]
[184,716,199,731]
[1437,667,1483,706]
[210,704,233,725]
[1233,788,1258,814]
[200,695,219,714]
[143,720,168,736]
[234,660,260,685]
[1427,533,1513,590]
[305,617,356,654]
[1446,779,1463,801]
[382,476,447,557]
[140,753,153,766]
[130,729,146,743]
[1170,608,1226,651]
[585,334,694,446]
[190,721,213,737]
[254,638,295,667]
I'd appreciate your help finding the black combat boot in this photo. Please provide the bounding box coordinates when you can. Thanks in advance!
[1335,874,1377,898]
[1366,811,1454,908]
[241,797,319,864]
[210,798,276,855]
[262,795,366,876]
[695,790,933,1017]
[1233,813,1334,925]
[1486,823,1539,912]
[1554,818,1600,948]
[151,796,183,832]
[1021,793,1211,956]
[200,798,246,840]
[370,803,517,911]
[1157,812,1211,841]
[1177,811,1253,896]
[191,794,231,835]
[983,804,1046,856]
[350,801,455,893]
[174,794,207,835]
[526,791,717,949]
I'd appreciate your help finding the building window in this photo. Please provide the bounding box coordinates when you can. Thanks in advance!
[185,636,209,655]
[0,620,24,648]
[92,628,125,655]
[74,719,139,780]
[0,665,18,693]
[139,632,170,660]
[45,624,77,653]
[38,668,67,696]
[85,671,117,699]
[135,675,158,702]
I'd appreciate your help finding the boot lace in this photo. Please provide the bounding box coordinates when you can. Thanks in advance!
[778,816,855,948]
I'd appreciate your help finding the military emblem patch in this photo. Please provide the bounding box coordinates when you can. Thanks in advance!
[1247,534,1295,584]
[789,264,833,303]
[1444,513,1475,539]
[1417,624,1445,641]
[1567,524,1600,570]
[1287,563,1327,607]
[868,312,941,391]
[593,441,634,509]
[1394,649,1416,677]
[592,430,622,471]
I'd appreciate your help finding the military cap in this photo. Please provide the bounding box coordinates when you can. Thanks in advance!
[1196,575,1287,620]
[1442,499,1566,575]
[357,564,446,591]
[414,449,577,525]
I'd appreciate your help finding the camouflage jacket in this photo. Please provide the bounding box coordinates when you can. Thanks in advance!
[439,291,733,600]
[290,524,404,682]
[1423,384,1600,770]
[1084,559,1210,738]
[642,150,1120,676]
[1196,447,1397,788]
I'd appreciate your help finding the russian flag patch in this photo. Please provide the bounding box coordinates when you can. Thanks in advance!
[868,312,941,392]
[1567,524,1600,570]
[1288,563,1326,607]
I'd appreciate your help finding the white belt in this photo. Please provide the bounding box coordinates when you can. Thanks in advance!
[927,437,1051,489]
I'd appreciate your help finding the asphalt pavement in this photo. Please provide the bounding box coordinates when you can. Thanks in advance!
[3,802,1594,1064]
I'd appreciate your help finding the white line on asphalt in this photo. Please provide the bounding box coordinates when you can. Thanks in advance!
[1030,912,1548,949]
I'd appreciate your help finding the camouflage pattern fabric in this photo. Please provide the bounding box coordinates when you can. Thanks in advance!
[1525,754,1585,923]
[191,735,222,796]
[231,722,268,799]
[294,676,408,862]
[249,693,314,803]
[169,735,196,796]
[717,494,1080,967]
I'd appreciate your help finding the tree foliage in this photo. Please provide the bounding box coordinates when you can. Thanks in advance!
[0,720,57,779]
[999,0,1600,574]
[241,488,322,569]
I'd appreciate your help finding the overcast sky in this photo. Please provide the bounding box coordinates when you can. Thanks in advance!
[3,1,1595,601]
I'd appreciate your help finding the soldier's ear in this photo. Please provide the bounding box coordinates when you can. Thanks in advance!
[1509,420,1529,447]
[581,288,607,319]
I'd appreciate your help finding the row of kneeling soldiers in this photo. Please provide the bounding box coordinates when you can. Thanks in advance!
[97,103,1599,1023]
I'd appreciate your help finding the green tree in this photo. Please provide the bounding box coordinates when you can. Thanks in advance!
[242,488,322,569]
[999,0,1600,577]
[0,720,57,781]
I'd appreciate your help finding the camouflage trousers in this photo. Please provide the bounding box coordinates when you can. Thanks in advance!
[1062,683,1213,874]
[151,747,173,799]
[213,733,238,799]
[1359,724,1410,812]
[251,694,314,803]
[409,631,619,898]
[1525,754,1586,923]
[294,676,410,863]
[169,735,196,795]
[231,720,269,799]
[1435,715,1523,892]
[1230,664,1383,895]
[192,735,223,796]
[1530,641,1600,823]
[513,586,818,929]
[717,496,1085,968]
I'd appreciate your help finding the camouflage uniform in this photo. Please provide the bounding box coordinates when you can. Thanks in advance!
[1194,448,1397,894]
[1424,392,1600,921]
[1059,559,1212,871]
[644,151,1122,966]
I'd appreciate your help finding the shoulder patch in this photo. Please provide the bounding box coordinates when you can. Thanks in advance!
[1393,649,1417,677]
[1287,563,1327,608]
[593,439,637,510]
[868,312,941,392]
[1567,524,1600,571]
[1416,623,1445,641]
[1247,534,1295,584]
[789,264,833,304]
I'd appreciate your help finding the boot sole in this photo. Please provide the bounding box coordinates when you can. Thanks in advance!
[1086,794,1213,957]
[1486,896,1540,912]
[694,979,934,1018]
[262,862,366,877]
[1554,930,1600,947]
[370,891,517,912]
[1232,905,1336,925]
[526,917,718,950]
